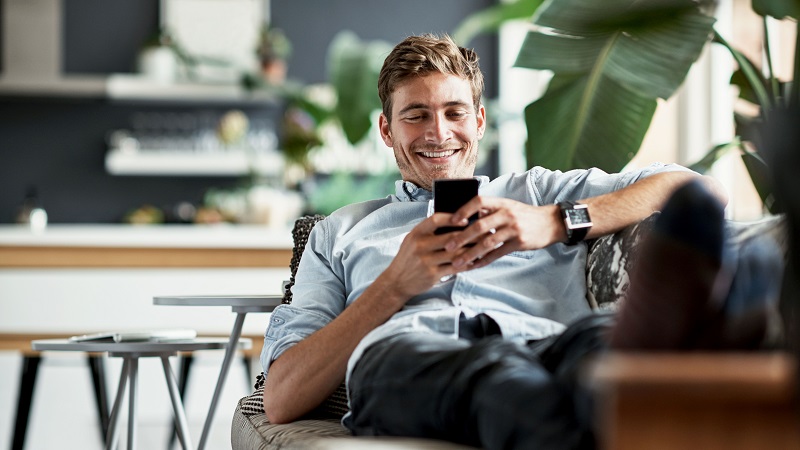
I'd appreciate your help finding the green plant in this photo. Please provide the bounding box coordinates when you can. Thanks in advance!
[513,0,716,172]
[689,0,800,213]
[243,31,390,169]
[452,0,546,45]
[327,31,393,145]
[456,0,798,213]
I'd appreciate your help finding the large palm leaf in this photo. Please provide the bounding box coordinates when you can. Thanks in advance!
[515,0,715,171]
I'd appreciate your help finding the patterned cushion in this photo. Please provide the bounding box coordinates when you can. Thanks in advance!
[283,214,327,304]
[586,213,660,311]
[586,213,788,312]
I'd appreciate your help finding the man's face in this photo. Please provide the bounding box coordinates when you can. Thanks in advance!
[379,72,486,191]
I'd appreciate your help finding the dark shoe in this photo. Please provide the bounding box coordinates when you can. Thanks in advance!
[610,179,727,350]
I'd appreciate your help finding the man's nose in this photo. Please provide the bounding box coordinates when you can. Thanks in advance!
[425,114,452,143]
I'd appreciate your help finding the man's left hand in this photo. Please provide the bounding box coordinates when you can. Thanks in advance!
[444,196,563,270]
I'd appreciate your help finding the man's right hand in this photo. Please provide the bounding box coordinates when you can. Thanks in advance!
[264,212,468,423]
[379,212,474,300]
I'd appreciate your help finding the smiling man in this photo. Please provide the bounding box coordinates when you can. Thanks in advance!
[258,34,749,450]
[381,70,484,188]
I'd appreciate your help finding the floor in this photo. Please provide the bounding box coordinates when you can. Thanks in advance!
[0,350,257,449]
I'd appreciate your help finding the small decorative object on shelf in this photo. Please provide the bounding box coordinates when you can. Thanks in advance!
[16,187,48,232]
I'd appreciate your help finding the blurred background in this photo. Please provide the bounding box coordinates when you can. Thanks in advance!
[1,0,793,226]
[0,0,797,448]
[0,0,500,227]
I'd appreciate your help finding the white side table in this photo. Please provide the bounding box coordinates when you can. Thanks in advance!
[31,337,249,450]
[153,294,282,450]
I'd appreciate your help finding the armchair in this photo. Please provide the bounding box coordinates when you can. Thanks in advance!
[231,213,789,450]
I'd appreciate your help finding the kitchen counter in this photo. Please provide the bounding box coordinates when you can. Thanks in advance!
[0,224,294,268]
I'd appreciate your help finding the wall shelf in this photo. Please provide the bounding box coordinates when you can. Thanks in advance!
[0,74,278,105]
[105,148,284,177]
[106,74,279,104]
[0,76,106,97]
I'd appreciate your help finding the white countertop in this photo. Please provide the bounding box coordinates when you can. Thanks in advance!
[0,224,293,249]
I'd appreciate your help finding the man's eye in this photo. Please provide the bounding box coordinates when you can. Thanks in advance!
[447,111,468,119]
[404,115,424,122]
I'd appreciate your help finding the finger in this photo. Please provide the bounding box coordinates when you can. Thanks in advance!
[445,216,504,252]
[450,195,493,225]
[416,213,459,238]
[453,223,522,267]
[468,247,508,269]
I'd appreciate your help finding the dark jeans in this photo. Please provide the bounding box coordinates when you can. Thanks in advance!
[344,313,614,450]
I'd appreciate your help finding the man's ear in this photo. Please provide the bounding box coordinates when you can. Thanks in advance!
[476,104,487,140]
[379,113,393,147]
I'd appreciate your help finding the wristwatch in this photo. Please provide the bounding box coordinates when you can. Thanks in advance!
[558,201,593,245]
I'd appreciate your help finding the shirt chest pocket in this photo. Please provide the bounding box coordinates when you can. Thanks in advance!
[506,250,537,260]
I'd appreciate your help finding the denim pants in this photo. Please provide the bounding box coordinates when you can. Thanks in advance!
[344,313,614,450]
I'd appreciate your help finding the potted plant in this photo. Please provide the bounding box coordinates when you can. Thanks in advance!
[511,0,717,172]
[456,0,797,214]
[690,0,799,213]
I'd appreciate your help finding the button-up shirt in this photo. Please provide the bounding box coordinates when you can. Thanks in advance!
[261,163,690,394]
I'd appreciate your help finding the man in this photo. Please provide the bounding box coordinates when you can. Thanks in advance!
[260,34,752,449]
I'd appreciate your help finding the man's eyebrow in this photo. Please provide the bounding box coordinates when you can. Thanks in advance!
[398,103,428,116]
[397,101,471,116]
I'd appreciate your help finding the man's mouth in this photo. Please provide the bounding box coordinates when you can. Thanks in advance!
[419,149,457,158]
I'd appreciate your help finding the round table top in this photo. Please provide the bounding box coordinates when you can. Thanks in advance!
[31,337,250,354]
[153,295,282,310]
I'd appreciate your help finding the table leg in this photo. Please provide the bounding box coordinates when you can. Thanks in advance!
[127,357,138,450]
[168,354,194,449]
[197,311,247,450]
[161,356,194,450]
[105,358,130,450]
[11,355,40,450]
[87,354,110,443]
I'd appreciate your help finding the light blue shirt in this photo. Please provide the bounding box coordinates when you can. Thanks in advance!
[261,163,691,388]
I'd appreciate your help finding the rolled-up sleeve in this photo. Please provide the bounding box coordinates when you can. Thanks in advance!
[260,219,347,375]
[530,162,694,204]
[260,304,336,374]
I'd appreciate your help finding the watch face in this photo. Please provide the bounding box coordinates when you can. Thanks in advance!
[566,207,591,227]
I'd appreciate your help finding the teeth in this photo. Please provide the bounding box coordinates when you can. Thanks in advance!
[421,150,455,158]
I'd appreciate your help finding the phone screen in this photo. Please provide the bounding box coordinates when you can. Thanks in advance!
[433,178,479,235]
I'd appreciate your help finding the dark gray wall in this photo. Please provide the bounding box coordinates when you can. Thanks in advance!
[63,0,160,74]
[0,0,498,223]
[0,98,268,223]
[272,0,498,96]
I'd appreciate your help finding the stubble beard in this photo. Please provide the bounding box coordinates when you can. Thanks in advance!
[393,146,479,190]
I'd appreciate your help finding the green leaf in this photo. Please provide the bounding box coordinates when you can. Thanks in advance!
[516,0,715,99]
[713,30,774,111]
[327,31,392,145]
[452,0,546,46]
[524,74,656,172]
[688,139,741,173]
[730,67,769,105]
[752,0,800,20]
[742,151,782,213]
[516,0,712,171]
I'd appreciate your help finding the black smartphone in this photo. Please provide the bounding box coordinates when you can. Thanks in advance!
[433,178,479,235]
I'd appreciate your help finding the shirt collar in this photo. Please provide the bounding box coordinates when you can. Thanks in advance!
[394,176,490,202]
